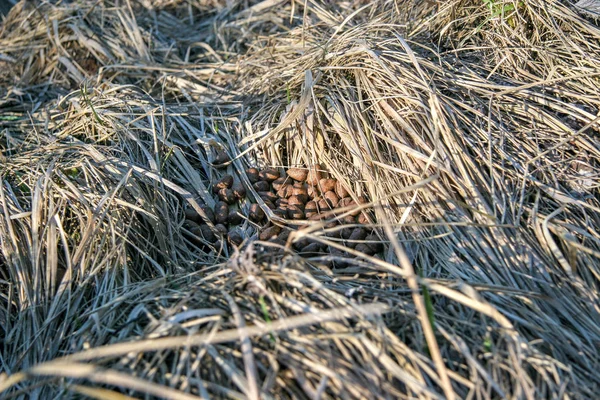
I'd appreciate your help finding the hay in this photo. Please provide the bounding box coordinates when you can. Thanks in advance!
[1,0,599,398]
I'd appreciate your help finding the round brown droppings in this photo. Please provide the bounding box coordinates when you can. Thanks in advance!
[306,166,323,186]
[249,204,264,222]
[200,224,217,243]
[246,168,260,183]
[292,191,308,204]
[259,191,278,204]
[325,220,337,229]
[338,197,354,208]
[323,191,339,208]
[319,178,336,193]
[366,234,384,253]
[305,200,318,213]
[214,202,229,224]
[293,237,310,251]
[228,210,243,225]
[326,228,342,238]
[286,168,308,182]
[341,227,354,239]
[308,213,325,221]
[228,231,244,246]
[214,224,228,236]
[356,195,367,205]
[348,227,367,248]
[213,175,233,193]
[218,188,237,204]
[253,181,270,192]
[300,242,322,256]
[275,198,288,208]
[340,214,355,225]
[232,183,246,200]
[318,198,333,210]
[307,185,319,199]
[335,181,350,198]
[259,225,281,241]
[305,201,318,218]
[199,206,216,224]
[214,150,230,167]
[272,177,287,191]
[264,200,276,210]
[357,212,369,225]
[259,168,280,182]
[184,206,200,222]
[288,195,306,207]
[292,184,308,196]
[278,229,290,241]
[287,204,305,219]
[355,243,375,255]
[274,207,287,218]
[276,184,294,198]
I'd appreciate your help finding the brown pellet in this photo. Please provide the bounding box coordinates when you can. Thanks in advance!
[263,200,276,210]
[306,166,323,186]
[366,234,384,253]
[323,191,339,208]
[300,242,322,256]
[246,168,260,183]
[307,185,319,199]
[348,227,367,248]
[335,181,349,198]
[292,187,308,203]
[276,184,294,198]
[259,168,280,182]
[340,214,356,225]
[318,198,333,210]
[288,195,306,207]
[253,180,270,192]
[200,224,217,242]
[338,197,354,208]
[228,231,244,246]
[272,177,287,191]
[214,150,230,167]
[259,225,281,241]
[199,206,216,224]
[232,183,246,200]
[259,191,278,203]
[215,202,229,224]
[357,212,369,224]
[249,204,264,222]
[305,201,318,218]
[275,198,288,208]
[287,204,305,219]
[278,229,290,241]
[340,227,354,240]
[286,168,308,182]
[274,207,288,218]
[184,206,201,222]
[217,188,237,204]
[319,178,336,193]
[213,175,233,193]
[214,224,228,236]
[355,243,375,255]
[228,210,243,225]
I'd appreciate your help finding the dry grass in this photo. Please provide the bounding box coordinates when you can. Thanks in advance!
[1,0,599,398]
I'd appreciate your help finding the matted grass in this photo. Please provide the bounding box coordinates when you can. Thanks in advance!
[1,0,599,398]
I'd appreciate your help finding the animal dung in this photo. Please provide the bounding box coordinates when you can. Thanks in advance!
[286,167,308,182]
[213,175,233,192]
[213,150,230,167]
[246,168,260,183]
[181,164,383,263]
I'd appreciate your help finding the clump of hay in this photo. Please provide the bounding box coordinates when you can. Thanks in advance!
[1,0,599,399]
